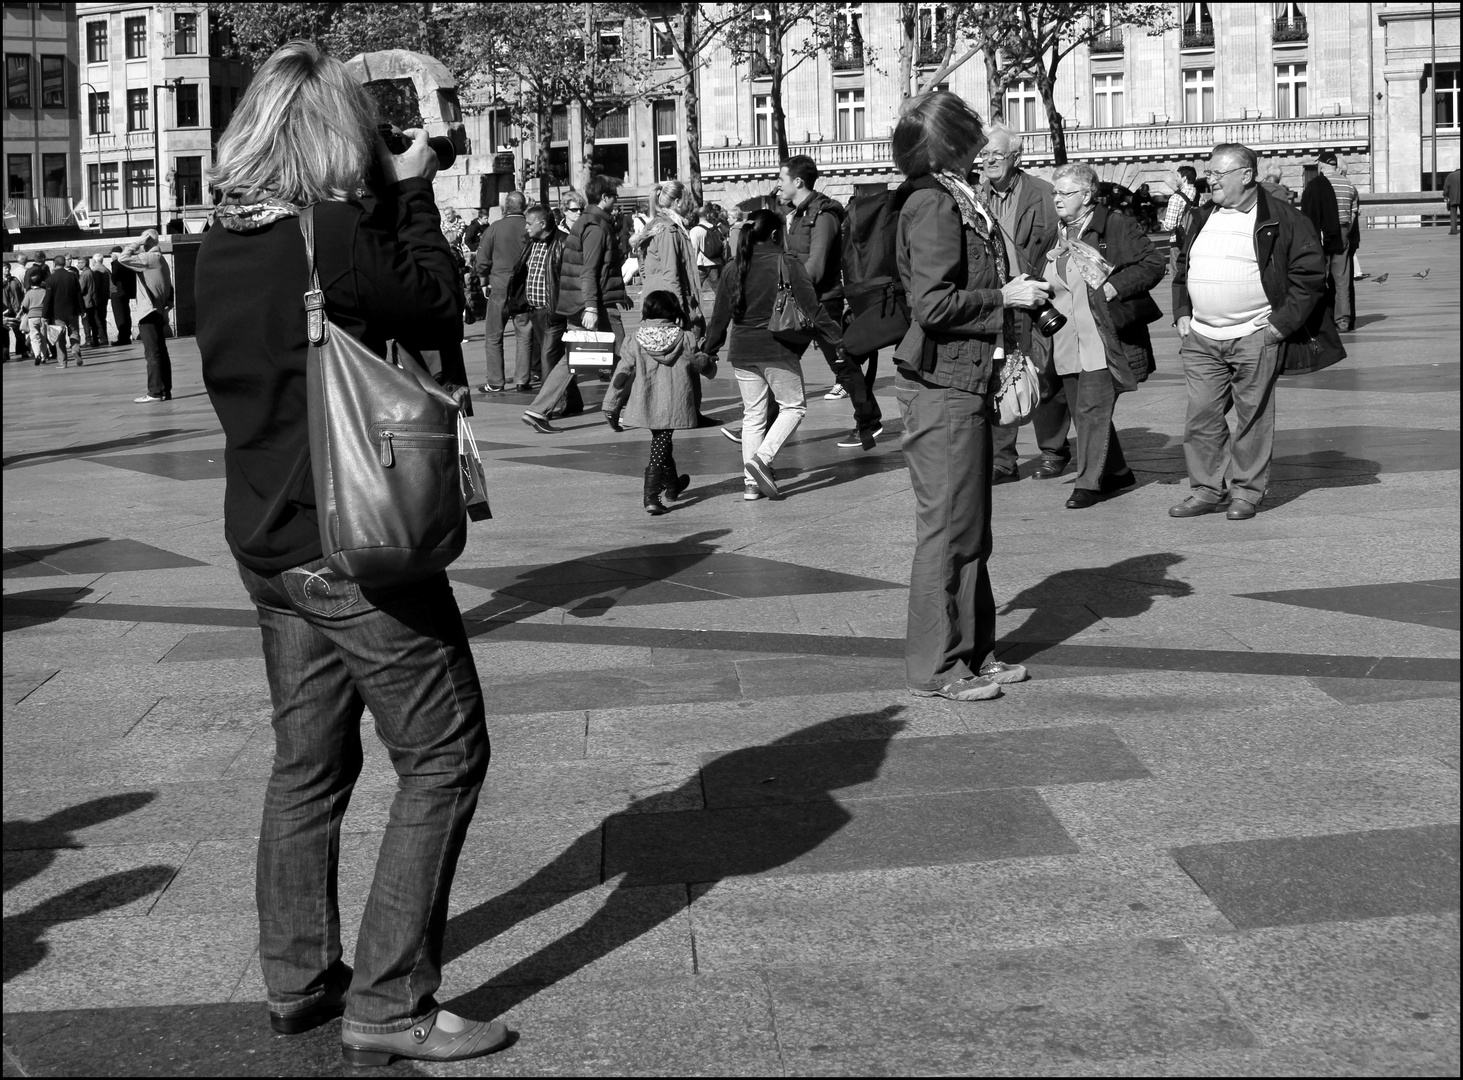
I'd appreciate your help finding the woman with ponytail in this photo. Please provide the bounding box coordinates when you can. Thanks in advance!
[634,180,703,327]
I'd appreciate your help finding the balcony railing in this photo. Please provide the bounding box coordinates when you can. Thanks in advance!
[916,40,951,67]
[1182,26,1215,48]
[1273,15,1308,42]
[699,115,1372,177]
[1091,29,1124,54]
[830,40,864,71]
[5,197,77,228]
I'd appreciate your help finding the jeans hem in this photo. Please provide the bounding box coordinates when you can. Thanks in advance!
[341,1009,436,1036]
[268,988,326,1016]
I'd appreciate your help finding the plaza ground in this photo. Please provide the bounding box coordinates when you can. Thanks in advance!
[2,230,1458,1076]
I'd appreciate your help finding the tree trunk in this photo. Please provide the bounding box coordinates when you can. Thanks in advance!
[579,2,597,188]
[770,21,788,162]
[897,2,914,98]
[984,48,1003,122]
[1037,71,1066,165]
[535,100,552,208]
[681,10,703,203]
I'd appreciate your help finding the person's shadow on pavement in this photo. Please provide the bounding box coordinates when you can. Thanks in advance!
[441,708,907,1020]
[996,553,1193,660]
[3,793,178,983]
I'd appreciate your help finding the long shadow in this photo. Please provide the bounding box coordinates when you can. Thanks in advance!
[996,553,1193,662]
[4,793,178,982]
[2,587,95,633]
[1,428,208,469]
[461,529,732,623]
[441,709,906,1019]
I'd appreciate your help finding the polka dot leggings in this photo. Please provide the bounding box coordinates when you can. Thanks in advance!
[648,430,673,469]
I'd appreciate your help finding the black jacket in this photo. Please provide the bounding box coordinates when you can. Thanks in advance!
[702,246,839,364]
[109,258,136,299]
[1173,186,1343,374]
[505,230,565,316]
[43,267,82,321]
[1065,206,1167,389]
[1300,173,1345,255]
[196,178,461,573]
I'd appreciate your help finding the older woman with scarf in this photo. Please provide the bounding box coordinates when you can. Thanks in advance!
[891,91,1053,702]
[1043,162,1166,509]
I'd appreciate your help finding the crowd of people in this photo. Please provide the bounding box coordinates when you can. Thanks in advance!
[3,234,175,402]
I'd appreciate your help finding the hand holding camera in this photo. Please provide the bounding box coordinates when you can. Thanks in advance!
[1001,273,1053,311]
[376,127,449,184]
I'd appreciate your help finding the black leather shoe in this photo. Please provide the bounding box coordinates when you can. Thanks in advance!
[270,964,351,1034]
[1032,459,1068,480]
[1169,497,1224,518]
[993,470,1020,486]
[1100,470,1136,494]
[1226,501,1258,520]
[1066,489,1101,509]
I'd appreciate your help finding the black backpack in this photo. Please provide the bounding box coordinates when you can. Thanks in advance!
[840,189,902,316]
[701,223,725,262]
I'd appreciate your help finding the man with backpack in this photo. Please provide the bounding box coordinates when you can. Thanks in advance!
[689,206,724,293]
[781,155,882,449]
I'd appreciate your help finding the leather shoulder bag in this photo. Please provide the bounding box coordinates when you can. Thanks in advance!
[301,204,468,588]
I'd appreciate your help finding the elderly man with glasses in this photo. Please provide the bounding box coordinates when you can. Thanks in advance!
[1171,143,1340,521]
[975,122,1067,485]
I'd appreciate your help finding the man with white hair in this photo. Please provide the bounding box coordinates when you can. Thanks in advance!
[976,121,1067,484]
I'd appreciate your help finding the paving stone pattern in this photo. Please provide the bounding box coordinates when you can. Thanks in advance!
[2,231,1459,1075]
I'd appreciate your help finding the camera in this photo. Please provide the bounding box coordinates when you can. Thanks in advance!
[378,124,456,171]
[1032,301,1066,337]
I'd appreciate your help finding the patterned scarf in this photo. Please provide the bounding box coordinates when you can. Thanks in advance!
[934,170,1018,362]
[635,322,683,354]
[213,197,301,234]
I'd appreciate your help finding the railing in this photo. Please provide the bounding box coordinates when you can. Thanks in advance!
[83,132,155,153]
[700,115,1372,176]
[916,41,950,67]
[1090,29,1124,54]
[6,198,76,228]
[1273,15,1308,42]
[830,41,864,71]
[1182,26,1215,48]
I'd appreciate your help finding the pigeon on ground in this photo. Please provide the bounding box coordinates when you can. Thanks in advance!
[1413,268,1430,278]
[1373,273,1389,284]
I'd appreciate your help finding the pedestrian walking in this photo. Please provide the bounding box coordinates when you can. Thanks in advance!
[976,121,1065,483]
[1171,142,1340,521]
[556,174,632,429]
[474,191,534,392]
[513,205,584,432]
[42,257,84,367]
[634,180,704,328]
[1161,166,1200,274]
[688,204,724,295]
[780,154,883,447]
[3,264,26,361]
[87,255,111,348]
[77,257,99,347]
[1303,152,1358,332]
[700,208,837,502]
[1041,163,1165,509]
[22,268,52,364]
[195,41,506,1066]
[1445,167,1462,235]
[614,290,712,514]
[1259,167,1293,207]
[890,91,1050,702]
[117,231,174,401]
[108,245,135,346]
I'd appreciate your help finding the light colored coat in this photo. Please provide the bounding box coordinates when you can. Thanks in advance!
[636,214,701,323]
[617,321,713,431]
[117,247,173,321]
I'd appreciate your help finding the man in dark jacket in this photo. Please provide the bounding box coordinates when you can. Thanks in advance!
[515,206,584,431]
[474,192,533,392]
[109,245,135,345]
[1171,142,1339,522]
[86,256,111,348]
[780,154,882,448]
[3,266,26,361]
[555,174,630,424]
[1445,168,1462,234]
[976,122,1066,483]
[1301,152,1350,332]
[42,257,84,366]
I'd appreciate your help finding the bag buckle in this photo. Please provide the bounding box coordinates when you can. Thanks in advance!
[304,289,326,345]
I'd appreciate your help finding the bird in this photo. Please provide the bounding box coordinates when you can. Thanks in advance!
[1413,268,1430,279]
[1373,273,1389,284]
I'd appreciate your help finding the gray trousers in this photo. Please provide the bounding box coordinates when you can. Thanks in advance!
[1060,368,1130,491]
[1327,249,1353,326]
[1180,328,1282,507]
[895,378,996,692]
[482,296,535,387]
[993,352,1070,474]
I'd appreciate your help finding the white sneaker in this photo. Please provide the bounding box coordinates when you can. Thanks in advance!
[743,483,765,501]
[824,384,848,399]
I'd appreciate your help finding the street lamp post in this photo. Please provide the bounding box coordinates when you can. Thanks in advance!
[153,78,184,233]
[80,81,103,229]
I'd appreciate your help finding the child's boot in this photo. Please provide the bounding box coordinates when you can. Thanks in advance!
[661,453,690,500]
[643,467,667,515]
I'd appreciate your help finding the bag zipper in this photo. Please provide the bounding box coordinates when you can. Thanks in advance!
[378,428,456,467]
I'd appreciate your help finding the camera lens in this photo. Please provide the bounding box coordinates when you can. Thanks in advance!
[1033,302,1066,337]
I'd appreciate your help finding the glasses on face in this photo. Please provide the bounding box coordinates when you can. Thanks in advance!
[1052,189,1086,200]
[978,151,1014,165]
[565,206,584,214]
[1203,166,1247,182]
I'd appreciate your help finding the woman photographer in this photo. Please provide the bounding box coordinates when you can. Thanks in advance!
[195,41,506,1066]
[1042,162,1164,509]
[891,91,1051,702]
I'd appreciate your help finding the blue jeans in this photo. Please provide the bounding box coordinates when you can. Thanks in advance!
[237,558,489,1034]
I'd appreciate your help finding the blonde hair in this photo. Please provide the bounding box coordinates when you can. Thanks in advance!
[208,41,376,204]
[652,179,697,219]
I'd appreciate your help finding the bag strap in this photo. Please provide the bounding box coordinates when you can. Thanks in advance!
[300,204,326,345]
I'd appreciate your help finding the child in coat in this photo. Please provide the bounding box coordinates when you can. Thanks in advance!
[614,290,715,515]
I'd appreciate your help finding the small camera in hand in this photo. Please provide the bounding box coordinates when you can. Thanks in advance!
[377,124,456,171]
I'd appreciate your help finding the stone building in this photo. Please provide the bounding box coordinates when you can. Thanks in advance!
[464,2,1458,212]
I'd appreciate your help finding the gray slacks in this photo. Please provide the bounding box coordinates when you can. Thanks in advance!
[1180,327,1282,507]
[1060,367,1130,491]
[482,296,535,387]
[1327,250,1353,326]
[896,378,996,692]
[993,351,1070,475]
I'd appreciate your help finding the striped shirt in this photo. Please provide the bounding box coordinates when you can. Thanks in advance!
[1187,204,1272,341]
[1331,174,1359,226]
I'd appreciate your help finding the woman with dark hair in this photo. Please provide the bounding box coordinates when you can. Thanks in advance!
[614,289,714,514]
[699,208,839,500]
[890,90,1053,701]
[194,41,507,1064]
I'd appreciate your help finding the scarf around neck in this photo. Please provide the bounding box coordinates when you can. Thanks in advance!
[934,170,1018,362]
[214,197,301,233]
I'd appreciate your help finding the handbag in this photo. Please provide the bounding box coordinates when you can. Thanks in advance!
[993,349,1042,427]
[767,254,813,343]
[301,204,468,588]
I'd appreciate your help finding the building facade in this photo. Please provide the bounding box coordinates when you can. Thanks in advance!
[466,2,1459,213]
[73,2,248,232]
[3,2,82,232]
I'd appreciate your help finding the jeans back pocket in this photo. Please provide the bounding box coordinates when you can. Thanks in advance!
[282,564,364,619]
